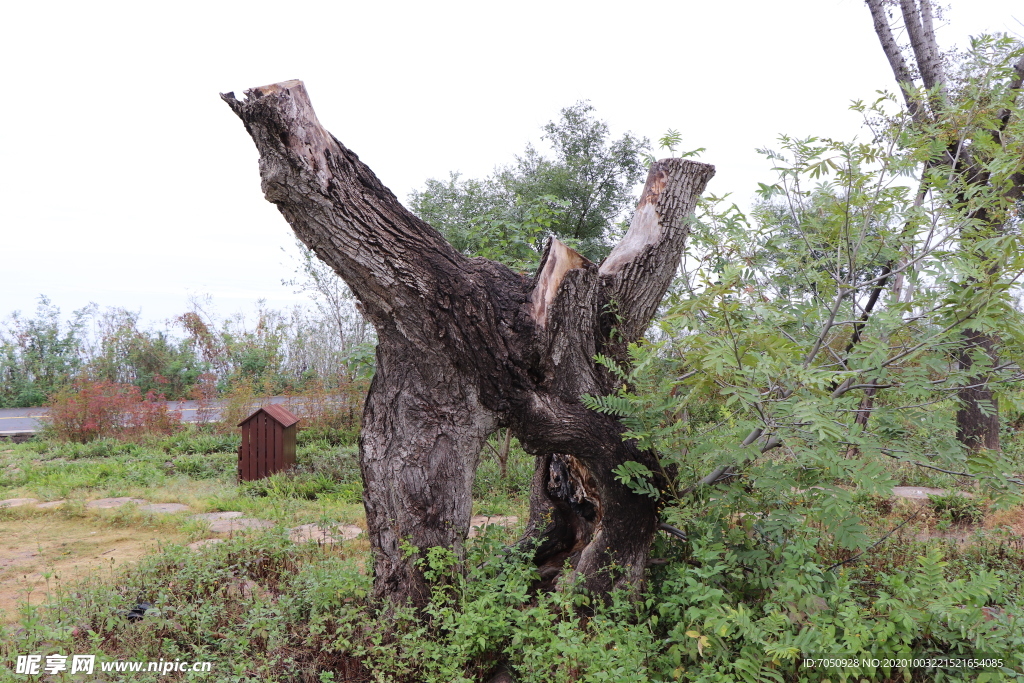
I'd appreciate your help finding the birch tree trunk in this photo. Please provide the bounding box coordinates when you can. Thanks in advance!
[865,0,1024,453]
[223,80,713,607]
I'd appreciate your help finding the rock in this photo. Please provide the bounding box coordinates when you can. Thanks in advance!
[187,538,226,550]
[189,511,244,522]
[36,500,67,509]
[85,497,148,509]
[0,497,40,508]
[138,503,191,514]
[467,515,519,538]
[892,486,974,502]
[289,523,363,544]
[208,517,275,533]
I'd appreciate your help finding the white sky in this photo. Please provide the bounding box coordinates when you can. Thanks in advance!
[1,0,1020,328]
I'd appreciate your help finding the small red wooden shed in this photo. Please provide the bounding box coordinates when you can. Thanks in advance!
[238,404,300,481]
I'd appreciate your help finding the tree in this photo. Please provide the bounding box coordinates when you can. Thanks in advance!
[0,297,91,407]
[90,307,204,399]
[223,81,713,607]
[589,124,1024,562]
[409,102,650,265]
[865,0,1024,451]
[283,240,374,381]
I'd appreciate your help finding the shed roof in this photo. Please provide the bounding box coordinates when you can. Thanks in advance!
[238,403,300,428]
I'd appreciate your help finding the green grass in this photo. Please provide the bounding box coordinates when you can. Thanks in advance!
[5,429,1023,682]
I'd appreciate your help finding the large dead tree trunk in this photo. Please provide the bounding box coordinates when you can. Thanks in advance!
[222,80,714,607]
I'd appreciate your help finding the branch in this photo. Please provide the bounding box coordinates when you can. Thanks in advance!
[865,0,923,120]
[845,263,892,356]
[531,239,593,328]
[599,159,715,344]
[221,80,472,328]
[679,427,761,496]
[899,0,946,97]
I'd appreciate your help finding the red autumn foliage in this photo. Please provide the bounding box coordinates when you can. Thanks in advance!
[44,378,182,443]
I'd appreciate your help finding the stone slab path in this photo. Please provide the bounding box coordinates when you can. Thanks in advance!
[892,486,974,502]
[85,497,149,509]
[138,503,192,514]
[0,498,39,508]
[207,517,275,533]
[189,511,243,522]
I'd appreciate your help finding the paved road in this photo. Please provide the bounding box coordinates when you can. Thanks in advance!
[0,396,294,436]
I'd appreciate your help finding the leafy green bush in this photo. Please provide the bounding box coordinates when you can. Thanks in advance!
[241,471,343,500]
[472,437,533,501]
[13,457,168,497]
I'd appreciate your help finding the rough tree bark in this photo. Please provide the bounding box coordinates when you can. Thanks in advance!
[222,80,714,607]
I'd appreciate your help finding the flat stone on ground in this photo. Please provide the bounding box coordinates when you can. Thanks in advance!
[892,486,974,502]
[36,500,67,509]
[138,503,191,514]
[208,517,275,533]
[187,538,226,550]
[468,515,519,538]
[289,523,363,544]
[189,511,243,522]
[0,498,40,508]
[86,497,149,509]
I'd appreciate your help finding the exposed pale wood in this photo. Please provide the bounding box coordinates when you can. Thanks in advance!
[600,159,715,345]
[530,238,591,328]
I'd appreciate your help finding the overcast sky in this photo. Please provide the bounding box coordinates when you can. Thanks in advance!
[1,0,1019,328]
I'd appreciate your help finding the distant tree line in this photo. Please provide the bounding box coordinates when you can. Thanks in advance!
[0,251,373,408]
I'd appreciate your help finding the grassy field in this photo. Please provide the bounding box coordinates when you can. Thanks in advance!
[2,428,1023,682]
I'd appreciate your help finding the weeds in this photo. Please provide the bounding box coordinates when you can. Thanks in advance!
[7,429,1024,681]
[930,491,987,526]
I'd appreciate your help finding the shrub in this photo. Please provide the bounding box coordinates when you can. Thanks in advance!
[217,377,262,434]
[188,372,218,425]
[286,377,367,445]
[43,379,182,443]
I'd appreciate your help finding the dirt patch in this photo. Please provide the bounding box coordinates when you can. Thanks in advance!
[985,505,1024,536]
[0,516,186,623]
